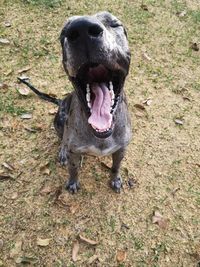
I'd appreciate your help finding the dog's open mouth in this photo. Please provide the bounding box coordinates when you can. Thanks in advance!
[71,63,125,138]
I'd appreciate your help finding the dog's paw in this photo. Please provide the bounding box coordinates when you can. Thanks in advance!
[66,180,80,194]
[111,177,122,193]
[59,148,68,166]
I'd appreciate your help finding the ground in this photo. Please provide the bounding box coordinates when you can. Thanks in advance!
[0,0,200,266]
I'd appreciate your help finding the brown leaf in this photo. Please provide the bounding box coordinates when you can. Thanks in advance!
[72,240,79,262]
[17,87,30,96]
[17,66,31,74]
[36,238,50,247]
[40,185,54,195]
[43,167,51,175]
[0,173,13,181]
[134,104,146,110]
[57,192,69,206]
[20,113,32,119]
[0,38,10,45]
[152,211,168,229]
[2,162,15,171]
[141,4,148,11]
[48,108,58,115]
[116,250,127,262]
[79,234,99,245]
[190,42,199,51]
[134,104,148,118]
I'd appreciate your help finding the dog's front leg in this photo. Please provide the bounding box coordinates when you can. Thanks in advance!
[111,148,125,193]
[66,151,81,194]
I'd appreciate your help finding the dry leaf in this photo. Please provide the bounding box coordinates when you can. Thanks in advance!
[152,211,168,229]
[141,4,148,11]
[134,104,146,110]
[10,240,22,258]
[72,240,79,262]
[57,192,69,206]
[0,38,10,45]
[134,104,148,118]
[116,250,127,262]
[2,162,15,171]
[40,185,54,195]
[174,119,183,125]
[48,108,58,115]
[36,238,50,247]
[79,234,99,245]
[20,113,32,119]
[17,87,30,96]
[0,173,13,181]
[142,52,152,61]
[17,66,31,74]
[40,163,51,175]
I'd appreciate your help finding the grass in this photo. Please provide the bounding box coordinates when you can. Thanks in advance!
[22,0,63,8]
[0,0,200,266]
[0,95,29,116]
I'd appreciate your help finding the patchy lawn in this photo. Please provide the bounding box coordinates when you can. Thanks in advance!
[0,0,200,266]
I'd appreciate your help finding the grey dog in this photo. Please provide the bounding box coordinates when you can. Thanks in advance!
[19,11,131,193]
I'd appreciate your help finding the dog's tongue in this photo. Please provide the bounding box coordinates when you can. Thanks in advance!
[88,83,112,131]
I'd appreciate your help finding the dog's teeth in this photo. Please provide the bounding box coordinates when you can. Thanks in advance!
[109,81,113,91]
[86,93,90,102]
[86,84,90,93]
[87,102,91,108]
[111,99,114,106]
[109,82,115,100]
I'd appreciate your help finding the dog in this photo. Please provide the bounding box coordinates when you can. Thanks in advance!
[19,11,131,193]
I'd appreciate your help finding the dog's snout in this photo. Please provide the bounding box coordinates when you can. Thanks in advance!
[66,18,104,43]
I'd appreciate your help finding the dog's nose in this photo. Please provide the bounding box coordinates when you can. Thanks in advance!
[66,18,104,43]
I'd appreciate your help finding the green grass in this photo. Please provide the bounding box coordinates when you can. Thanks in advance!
[0,95,29,116]
[190,10,200,23]
[22,0,63,8]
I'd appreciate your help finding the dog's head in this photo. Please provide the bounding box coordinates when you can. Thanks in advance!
[60,11,131,138]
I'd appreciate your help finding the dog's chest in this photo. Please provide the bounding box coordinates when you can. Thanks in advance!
[76,144,120,157]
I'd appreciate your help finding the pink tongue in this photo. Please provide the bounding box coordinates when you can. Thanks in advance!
[88,83,112,131]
